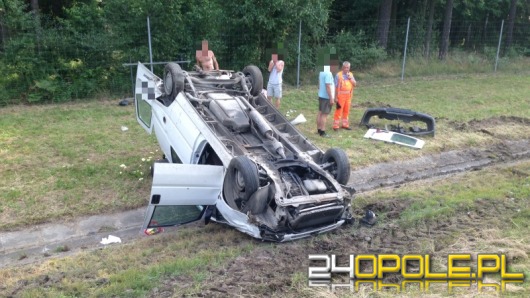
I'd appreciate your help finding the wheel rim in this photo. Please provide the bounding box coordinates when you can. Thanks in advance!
[245,73,253,90]
[164,72,173,95]
[223,156,259,212]
[235,169,245,191]
[328,158,338,178]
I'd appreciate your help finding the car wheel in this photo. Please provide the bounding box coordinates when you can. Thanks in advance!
[242,65,263,97]
[150,158,169,177]
[322,148,350,185]
[164,63,185,100]
[223,156,259,211]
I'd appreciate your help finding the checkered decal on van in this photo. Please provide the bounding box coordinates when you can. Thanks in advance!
[135,79,156,101]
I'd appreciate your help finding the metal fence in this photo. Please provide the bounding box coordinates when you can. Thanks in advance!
[1,17,528,103]
[137,17,529,85]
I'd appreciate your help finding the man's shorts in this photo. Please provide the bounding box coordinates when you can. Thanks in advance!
[267,83,282,98]
[318,97,332,114]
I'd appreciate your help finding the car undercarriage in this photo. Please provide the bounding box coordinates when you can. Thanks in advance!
[136,62,354,241]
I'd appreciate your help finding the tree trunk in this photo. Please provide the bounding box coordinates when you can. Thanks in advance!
[377,0,393,49]
[505,0,518,50]
[438,0,453,60]
[0,7,5,51]
[31,0,39,16]
[482,14,489,46]
[466,23,472,49]
[424,0,435,58]
[390,0,397,53]
[420,0,428,23]
[31,0,41,52]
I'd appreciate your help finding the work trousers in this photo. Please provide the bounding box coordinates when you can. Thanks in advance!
[333,93,351,129]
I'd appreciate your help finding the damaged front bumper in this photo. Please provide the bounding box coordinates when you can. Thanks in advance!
[260,220,346,242]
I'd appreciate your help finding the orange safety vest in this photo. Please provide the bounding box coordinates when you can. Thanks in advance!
[336,71,355,96]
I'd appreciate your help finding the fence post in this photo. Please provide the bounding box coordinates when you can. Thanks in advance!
[129,56,134,96]
[147,16,154,72]
[297,20,302,89]
[494,19,504,73]
[401,17,411,81]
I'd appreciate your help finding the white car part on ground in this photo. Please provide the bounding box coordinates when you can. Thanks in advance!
[363,128,425,149]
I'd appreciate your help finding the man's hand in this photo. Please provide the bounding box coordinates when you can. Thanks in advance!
[326,84,334,106]
[336,101,341,109]
[272,54,278,63]
[268,59,275,72]
[348,73,357,85]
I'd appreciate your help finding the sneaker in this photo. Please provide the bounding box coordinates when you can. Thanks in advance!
[317,129,322,134]
[342,126,352,130]
[320,131,331,138]
[333,127,339,131]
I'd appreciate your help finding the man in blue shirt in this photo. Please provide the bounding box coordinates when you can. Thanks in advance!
[316,58,338,137]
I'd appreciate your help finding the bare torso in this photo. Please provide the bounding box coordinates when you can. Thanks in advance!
[196,50,217,71]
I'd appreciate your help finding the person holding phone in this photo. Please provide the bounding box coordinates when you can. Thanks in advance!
[267,53,284,108]
[333,61,357,130]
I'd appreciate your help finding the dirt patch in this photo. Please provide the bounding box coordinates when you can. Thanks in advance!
[1,116,529,296]
[348,138,530,193]
[187,196,525,297]
[448,116,530,132]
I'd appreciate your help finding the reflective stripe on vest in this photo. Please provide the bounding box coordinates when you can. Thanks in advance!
[337,72,354,92]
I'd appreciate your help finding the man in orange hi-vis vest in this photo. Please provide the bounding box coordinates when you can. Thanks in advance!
[333,61,357,130]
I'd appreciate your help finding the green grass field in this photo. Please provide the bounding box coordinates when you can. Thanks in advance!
[0,100,159,230]
[0,63,529,297]
[1,162,528,297]
[1,71,529,230]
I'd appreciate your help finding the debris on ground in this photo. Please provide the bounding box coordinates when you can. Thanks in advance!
[100,235,122,245]
[360,209,377,226]
[118,99,129,106]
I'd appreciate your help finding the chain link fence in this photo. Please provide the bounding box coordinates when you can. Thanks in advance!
[1,18,528,104]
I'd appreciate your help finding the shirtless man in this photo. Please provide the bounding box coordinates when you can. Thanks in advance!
[195,40,219,71]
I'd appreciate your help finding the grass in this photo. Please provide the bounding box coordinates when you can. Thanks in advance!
[0,224,254,297]
[280,70,530,168]
[0,59,529,296]
[353,161,530,228]
[356,51,530,80]
[1,162,528,297]
[0,58,530,229]
[0,99,159,230]
[0,68,529,229]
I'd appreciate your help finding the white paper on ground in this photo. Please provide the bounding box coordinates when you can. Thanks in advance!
[100,235,122,245]
[291,114,307,125]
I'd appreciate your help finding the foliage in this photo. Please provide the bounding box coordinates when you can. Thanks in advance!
[332,30,387,70]
[0,0,529,104]
[217,0,332,72]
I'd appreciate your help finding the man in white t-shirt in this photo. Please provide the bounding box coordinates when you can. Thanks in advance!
[267,53,284,108]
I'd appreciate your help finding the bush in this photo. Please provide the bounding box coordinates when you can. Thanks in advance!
[332,31,387,70]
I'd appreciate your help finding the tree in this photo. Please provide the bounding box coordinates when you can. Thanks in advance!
[30,0,41,51]
[505,0,518,50]
[376,0,393,48]
[423,0,435,58]
[220,0,332,71]
[0,3,5,51]
[438,0,453,60]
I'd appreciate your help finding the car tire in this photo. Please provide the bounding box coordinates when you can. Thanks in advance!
[242,65,263,97]
[150,158,169,177]
[322,148,350,185]
[164,63,185,100]
[223,156,259,211]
